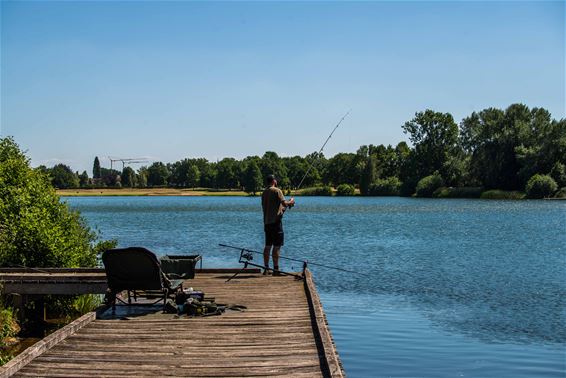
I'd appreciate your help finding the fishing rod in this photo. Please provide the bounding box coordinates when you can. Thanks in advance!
[219,243,368,277]
[295,110,351,190]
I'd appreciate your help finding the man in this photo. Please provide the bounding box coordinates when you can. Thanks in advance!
[261,174,295,275]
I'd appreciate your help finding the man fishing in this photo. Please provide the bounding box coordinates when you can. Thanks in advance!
[261,174,295,276]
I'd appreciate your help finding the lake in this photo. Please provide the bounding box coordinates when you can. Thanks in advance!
[65,196,566,377]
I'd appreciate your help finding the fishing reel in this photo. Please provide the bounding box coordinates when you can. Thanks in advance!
[239,250,254,262]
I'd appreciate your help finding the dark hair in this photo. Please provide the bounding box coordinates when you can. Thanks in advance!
[265,174,276,185]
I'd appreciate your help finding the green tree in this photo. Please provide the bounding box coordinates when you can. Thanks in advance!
[368,177,402,196]
[459,104,562,190]
[242,161,263,195]
[99,167,121,187]
[260,152,289,188]
[359,155,377,195]
[305,152,325,184]
[216,158,239,189]
[550,162,566,188]
[121,167,136,188]
[78,171,89,187]
[137,167,148,188]
[50,164,80,189]
[525,174,558,199]
[147,162,169,187]
[415,172,444,198]
[282,156,309,189]
[336,183,355,196]
[324,153,357,187]
[402,109,460,181]
[193,158,216,188]
[93,156,101,179]
[0,137,114,268]
[186,164,200,188]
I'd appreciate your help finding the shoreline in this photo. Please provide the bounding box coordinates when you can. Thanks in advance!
[55,188,566,199]
[56,188,249,196]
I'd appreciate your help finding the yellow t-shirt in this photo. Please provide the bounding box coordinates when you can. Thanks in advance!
[261,186,285,225]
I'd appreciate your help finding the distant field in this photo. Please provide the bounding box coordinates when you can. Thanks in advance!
[56,188,249,196]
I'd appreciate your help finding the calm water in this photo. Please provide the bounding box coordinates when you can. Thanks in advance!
[65,196,566,377]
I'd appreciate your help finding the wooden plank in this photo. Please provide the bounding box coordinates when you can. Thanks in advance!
[1,282,108,295]
[195,268,261,273]
[304,269,344,378]
[0,268,105,274]
[6,271,342,377]
[16,366,323,378]
[0,311,96,378]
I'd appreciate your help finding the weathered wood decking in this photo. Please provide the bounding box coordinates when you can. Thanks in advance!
[2,270,343,377]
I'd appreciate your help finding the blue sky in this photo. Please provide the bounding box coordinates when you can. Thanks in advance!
[1,1,564,173]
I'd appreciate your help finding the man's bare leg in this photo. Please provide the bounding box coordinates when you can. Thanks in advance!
[263,246,271,274]
[272,246,281,275]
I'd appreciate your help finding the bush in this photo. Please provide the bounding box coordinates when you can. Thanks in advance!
[554,187,566,198]
[433,187,483,198]
[525,174,558,199]
[550,162,566,187]
[480,190,525,199]
[336,184,355,196]
[0,296,20,365]
[0,305,19,343]
[368,177,401,196]
[415,173,444,198]
[299,186,333,196]
[72,294,102,315]
[0,137,115,268]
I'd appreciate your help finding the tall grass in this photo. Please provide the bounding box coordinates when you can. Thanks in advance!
[72,294,102,315]
[298,186,333,196]
[480,190,525,199]
[433,187,483,198]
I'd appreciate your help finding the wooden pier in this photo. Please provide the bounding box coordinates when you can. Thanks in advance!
[1,270,343,377]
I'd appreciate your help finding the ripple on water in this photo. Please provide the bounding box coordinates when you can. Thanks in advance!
[66,196,566,377]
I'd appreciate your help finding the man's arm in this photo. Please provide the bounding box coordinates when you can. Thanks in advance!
[278,190,295,208]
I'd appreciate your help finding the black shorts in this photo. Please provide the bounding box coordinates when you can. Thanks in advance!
[264,221,284,247]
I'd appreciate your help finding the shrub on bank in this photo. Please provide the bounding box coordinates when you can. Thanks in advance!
[299,186,333,196]
[0,137,115,268]
[433,187,483,198]
[415,173,444,197]
[554,187,566,198]
[0,297,20,366]
[336,184,355,196]
[550,162,566,188]
[0,304,19,343]
[525,174,558,199]
[72,294,103,316]
[480,190,525,199]
[368,177,401,196]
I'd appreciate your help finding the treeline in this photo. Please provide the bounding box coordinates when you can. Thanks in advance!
[44,103,566,198]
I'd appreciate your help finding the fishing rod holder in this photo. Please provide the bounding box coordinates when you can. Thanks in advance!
[219,243,368,277]
[224,246,305,283]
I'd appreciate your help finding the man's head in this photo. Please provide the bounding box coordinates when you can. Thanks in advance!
[266,174,277,187]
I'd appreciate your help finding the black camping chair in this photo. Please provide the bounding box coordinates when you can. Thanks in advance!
[102,247,183,312]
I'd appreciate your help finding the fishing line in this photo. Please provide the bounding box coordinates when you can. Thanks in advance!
[295,110,351,190]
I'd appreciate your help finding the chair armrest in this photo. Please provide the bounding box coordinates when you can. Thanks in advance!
[169,279,184,290]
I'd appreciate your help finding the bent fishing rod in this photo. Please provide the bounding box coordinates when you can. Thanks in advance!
[219,243,368,277]
[295,109,351,190]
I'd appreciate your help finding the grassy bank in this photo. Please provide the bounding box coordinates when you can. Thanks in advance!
[57,188,249,196]
[57,187,356,197]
